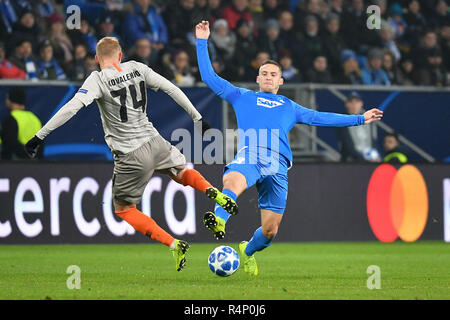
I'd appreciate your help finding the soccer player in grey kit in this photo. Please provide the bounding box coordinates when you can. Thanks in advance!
[24,37,237,271]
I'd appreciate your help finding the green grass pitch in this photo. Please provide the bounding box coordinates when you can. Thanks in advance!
[0,241,449,300]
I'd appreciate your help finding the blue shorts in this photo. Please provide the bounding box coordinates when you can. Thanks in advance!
[224,147,289,214]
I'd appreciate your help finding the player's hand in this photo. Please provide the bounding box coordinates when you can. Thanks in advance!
[24,135,43,158]
[195,21,210,39]
[363,108,383,124]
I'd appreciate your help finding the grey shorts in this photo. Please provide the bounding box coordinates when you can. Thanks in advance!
[112,135,186,205]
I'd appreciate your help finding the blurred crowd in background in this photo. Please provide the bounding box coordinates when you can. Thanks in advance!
[0,0,449,86]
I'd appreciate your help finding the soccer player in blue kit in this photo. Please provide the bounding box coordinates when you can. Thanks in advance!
[195,21,383,276]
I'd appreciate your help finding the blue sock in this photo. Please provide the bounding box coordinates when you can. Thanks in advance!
[214,189,237,223]
[245,227,273,256]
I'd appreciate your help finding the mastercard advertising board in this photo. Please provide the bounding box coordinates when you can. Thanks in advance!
[0,163,448,243]
[367,164,449,243]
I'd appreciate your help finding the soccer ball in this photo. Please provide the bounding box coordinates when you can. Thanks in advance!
[208,245,240,277]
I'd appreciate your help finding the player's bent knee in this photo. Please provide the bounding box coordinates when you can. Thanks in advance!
[222,172,247,194]
[174,167,187,182]
[114,201,135,213]
[262,226,278,239]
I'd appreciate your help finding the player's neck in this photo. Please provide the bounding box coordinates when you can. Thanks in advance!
[259,89,279,95]
[100,60,121,70]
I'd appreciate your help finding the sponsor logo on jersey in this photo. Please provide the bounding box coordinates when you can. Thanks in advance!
[256,97,285,109]
[78,88,88,94]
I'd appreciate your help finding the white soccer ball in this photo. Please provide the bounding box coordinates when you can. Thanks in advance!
[208,245,240,277]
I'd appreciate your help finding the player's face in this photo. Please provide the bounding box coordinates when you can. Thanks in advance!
[257,63,284,93]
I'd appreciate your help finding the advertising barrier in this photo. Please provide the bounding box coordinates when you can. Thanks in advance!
[367,164,428,242]
[0,162,447,244]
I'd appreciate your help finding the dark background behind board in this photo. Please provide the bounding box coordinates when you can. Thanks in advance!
[0,85,449,161]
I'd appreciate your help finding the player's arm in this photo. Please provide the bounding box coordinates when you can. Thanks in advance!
[195,21,246,104]
[24,73,101,158]
[295,103,383,127]
[143,66,202,121]
[141,63,211,132]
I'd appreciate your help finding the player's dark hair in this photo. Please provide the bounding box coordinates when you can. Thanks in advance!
[260,60,282,72]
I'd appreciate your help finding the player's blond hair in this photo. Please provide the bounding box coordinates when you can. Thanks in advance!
[96,37,121,59]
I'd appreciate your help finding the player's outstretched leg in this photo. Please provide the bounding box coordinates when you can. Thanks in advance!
[203,211,226,240]
[203,188,238,239]
[115,204,189,271]
[171,239,190,271]
[205,187,238,215]
[179,168,238,215]
[203,171,247,240]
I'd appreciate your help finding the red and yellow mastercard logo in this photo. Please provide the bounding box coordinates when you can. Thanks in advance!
[366,164,428,242]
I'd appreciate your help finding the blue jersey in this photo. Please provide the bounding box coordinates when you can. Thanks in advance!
[197,39,365,163]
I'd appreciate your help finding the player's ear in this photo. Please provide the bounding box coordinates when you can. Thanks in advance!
[118,51,123,62]
[95,55,99,64]
[279,76,284,86]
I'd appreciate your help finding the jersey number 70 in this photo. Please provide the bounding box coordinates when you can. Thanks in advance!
[110,80,147,123]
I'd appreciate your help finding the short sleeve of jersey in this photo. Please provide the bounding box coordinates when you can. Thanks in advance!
[73,72,102,106]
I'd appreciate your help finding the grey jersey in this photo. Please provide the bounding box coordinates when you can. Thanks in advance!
[71,61,201,154]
